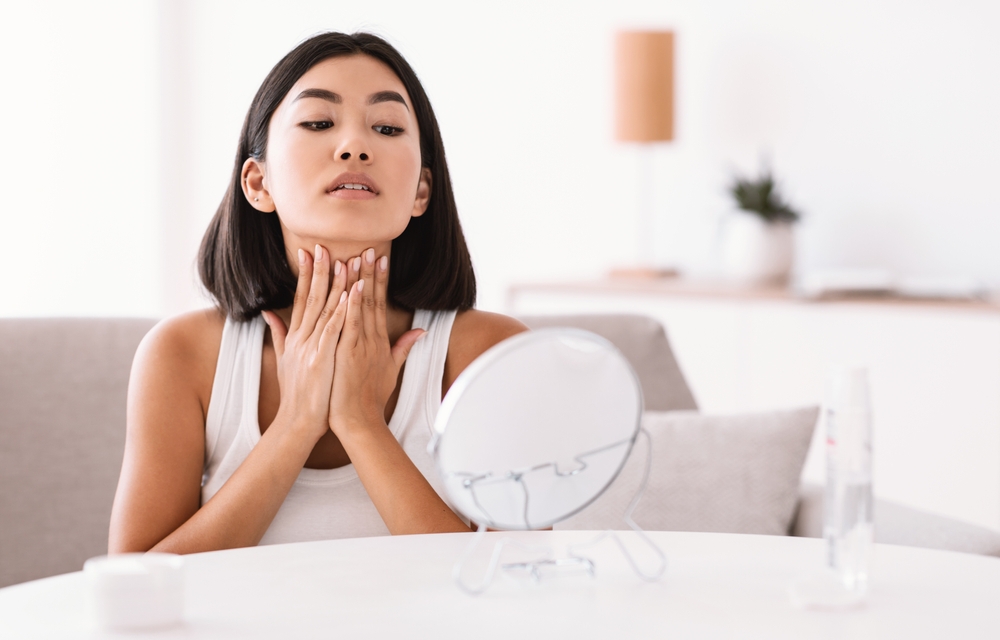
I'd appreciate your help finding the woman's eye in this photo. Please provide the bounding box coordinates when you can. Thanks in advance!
[301,121,333,131]
[374,125,403,136]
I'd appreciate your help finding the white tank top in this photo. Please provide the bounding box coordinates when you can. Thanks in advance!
[201,309,456,545]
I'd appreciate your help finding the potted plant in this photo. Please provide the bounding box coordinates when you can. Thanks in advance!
[720,167,802,285]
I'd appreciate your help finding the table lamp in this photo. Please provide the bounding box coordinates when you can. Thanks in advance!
[612,30,676,278]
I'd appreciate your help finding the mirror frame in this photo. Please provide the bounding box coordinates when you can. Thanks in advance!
[431,328,645,530]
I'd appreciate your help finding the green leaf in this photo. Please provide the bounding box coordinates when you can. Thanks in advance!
[727,166,801,223]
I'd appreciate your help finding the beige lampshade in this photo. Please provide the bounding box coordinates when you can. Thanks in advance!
[615,30,675,142]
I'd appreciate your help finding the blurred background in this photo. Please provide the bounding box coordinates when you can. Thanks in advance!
[2,0,998,317]
[2,0,1000,532]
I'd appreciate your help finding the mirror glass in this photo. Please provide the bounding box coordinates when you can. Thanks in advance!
[433,328,643,530]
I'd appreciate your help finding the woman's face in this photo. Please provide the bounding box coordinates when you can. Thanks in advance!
[243,54,430,258]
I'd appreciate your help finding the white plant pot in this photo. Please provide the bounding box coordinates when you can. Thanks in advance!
[720,213,795,285]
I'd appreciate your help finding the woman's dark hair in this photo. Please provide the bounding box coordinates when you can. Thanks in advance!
[198,32,476,320]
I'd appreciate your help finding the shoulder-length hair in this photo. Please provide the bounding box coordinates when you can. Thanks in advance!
[198,32,476,321]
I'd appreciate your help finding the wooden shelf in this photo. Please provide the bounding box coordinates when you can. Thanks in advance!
[508,277,1000,314]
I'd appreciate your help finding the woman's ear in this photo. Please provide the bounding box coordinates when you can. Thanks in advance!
[411,167,432,218]
[241,158,276,212]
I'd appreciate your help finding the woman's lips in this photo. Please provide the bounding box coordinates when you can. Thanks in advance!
[327,184,377,200]
[327,172,379,200]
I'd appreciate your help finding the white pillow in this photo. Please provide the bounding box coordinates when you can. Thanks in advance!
[556,407,818,536]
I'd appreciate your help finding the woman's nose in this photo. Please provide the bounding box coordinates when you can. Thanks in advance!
[335,125,373,163]
[339,151,369,161]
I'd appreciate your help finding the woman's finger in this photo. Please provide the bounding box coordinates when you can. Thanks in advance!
[346,255,361,301]
[332,259,349,331]
[308,258,347,351]
[288,248,311,334]
[390,328,426,369]
[374,254,389,340]
[317,289,349,356]
[330,258,347,306]
[360,248,377,337]
[340,279,365,349]
[261,310,288,361]
[299,244,330,335]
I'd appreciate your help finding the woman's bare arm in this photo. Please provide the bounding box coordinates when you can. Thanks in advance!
[108,246,349,554]
[108,309,219,553]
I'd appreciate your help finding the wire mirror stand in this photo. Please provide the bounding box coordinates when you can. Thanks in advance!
[451,427,667,595]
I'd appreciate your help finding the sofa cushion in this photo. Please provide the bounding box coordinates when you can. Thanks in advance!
[792,483,1000,557]
[0,318,157,588]
[557,407,818,535]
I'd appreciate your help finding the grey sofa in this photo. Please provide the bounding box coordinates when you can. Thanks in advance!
[2,314,999,589]
[1,318,157,588]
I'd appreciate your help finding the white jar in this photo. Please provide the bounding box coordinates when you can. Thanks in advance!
[84,553,184,631]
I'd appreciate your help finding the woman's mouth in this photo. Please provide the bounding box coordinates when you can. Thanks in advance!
[327,172,379,200]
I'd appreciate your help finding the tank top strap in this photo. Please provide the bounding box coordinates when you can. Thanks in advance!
[407,309,457,431]
[204,315,265,467]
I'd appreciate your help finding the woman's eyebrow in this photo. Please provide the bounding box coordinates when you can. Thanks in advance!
[291,88,407,110]
[294,88,341,103]
[369,91,408,110]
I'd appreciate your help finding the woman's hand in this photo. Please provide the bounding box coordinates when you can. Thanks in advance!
[262,244,349,443]
[329,248,425,437]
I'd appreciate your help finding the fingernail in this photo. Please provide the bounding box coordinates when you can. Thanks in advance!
[379,256,387,271]
[339,291,347,303]
[353,257,361,272]
[365,248,375,264]
[298,248,305,265]
[315,244,322,261]
[357,279,365,292]
[334,260,342,275]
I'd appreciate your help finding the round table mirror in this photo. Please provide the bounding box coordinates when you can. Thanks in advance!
[432,328,643,530]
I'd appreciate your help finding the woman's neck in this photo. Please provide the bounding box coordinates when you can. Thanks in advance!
[271,304,415,344]
[273,237,413,344]
[283,237,394,278]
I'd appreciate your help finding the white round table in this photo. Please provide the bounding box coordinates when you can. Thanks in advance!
[2,531,998,638]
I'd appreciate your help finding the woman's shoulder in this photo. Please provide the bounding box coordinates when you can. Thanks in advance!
[443,309,528,394]
[133,307,228,415]
[141,307,227,360]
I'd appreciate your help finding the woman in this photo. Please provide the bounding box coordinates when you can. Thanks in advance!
[108,32,525,554]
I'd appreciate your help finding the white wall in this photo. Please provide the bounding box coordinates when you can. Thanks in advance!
[2,0,998,316]
[0,1,160,316]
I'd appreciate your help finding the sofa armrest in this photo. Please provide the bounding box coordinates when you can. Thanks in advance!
[790,482,1000,558]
